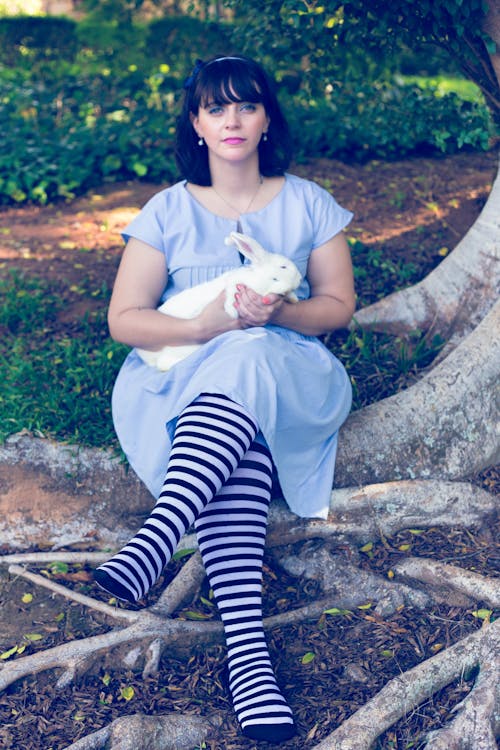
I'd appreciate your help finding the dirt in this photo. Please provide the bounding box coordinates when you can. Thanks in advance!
[0,150,496,311]
[0,149,498,750]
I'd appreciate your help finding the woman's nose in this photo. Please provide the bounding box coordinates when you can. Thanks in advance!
[225,105,241,127]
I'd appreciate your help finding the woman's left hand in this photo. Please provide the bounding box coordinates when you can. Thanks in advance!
[233,284,284,327]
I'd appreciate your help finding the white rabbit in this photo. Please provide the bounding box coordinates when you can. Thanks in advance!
[137,231,302,371]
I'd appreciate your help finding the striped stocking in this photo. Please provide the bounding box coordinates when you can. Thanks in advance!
[195,442,296,743]
[94,393,258,603]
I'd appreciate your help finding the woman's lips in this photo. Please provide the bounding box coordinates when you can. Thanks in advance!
[223,137,245,145]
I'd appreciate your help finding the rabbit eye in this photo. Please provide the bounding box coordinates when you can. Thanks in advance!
[280,265,287,269]
[272,277,279,282]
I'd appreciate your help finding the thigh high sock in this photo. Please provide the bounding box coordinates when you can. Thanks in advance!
[195,442,296,743]
[94,394,258,603]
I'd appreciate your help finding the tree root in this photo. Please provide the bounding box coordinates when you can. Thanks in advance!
[350,156,500,345]
[62,711,222,750]
[336,301,500,486]
[394,557,500,608]
[312,618,500,750]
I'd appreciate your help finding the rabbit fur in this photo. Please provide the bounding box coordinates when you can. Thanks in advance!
[137,231,302,371]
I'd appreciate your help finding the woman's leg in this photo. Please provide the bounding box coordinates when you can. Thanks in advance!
[94,394,258,603]
[195,441,296,743]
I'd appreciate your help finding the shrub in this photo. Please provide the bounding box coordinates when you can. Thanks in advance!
[0,16,78,66]
[285,80,493,161]
[147,16,233,69]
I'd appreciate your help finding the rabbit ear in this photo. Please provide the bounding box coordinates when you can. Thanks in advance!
[226,232,268,263]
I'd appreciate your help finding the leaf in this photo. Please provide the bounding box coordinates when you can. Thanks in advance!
[301,651,315,665]
[472,609,492,621]
[381,649,394,657]
[49,561,69,574]
[387,569,395,579]
[21,593,33,604]
[102,673,111,686]
[183,610,211,620]
[398,543,411,551]
[323,607,352,616]
[120,685,135,701]
[172,548,196,561]
[360,542,373,552]
[357,602,372,610]
[23,633,43,641]
[408,529,425,535]
[1,645,19,660]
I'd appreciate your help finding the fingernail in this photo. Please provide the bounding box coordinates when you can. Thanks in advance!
[262,296,270,304]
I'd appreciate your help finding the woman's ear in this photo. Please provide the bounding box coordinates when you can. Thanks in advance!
[189,111,200,137]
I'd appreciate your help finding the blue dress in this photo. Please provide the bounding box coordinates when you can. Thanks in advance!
[112,173,353,519]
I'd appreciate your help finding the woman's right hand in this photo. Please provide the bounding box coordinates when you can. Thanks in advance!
[194,290,244,342]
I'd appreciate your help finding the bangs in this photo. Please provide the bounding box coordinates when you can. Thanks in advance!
[192,59,266,110]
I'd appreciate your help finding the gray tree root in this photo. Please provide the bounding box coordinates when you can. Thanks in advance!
[335,299,500,487]
[62,712,222,750]
[312,618,500,750]
[394,557,500,608]
[350,157,500,343]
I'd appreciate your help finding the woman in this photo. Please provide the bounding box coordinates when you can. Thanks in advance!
[95,55,356,743]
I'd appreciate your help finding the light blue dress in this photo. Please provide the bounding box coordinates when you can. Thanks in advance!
[112,173,353,519]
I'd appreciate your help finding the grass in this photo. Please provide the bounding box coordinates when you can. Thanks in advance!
[0,238,444,449]
[0,269,127,447]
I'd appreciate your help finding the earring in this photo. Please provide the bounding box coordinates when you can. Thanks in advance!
[262,132,268,142]
[198,136,204,146]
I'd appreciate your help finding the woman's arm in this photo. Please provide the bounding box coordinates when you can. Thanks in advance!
[108,238,243,349]
[235,232,356,335]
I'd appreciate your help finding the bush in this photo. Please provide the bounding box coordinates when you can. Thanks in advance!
[0,38,495,205]
[286,80,493,162]
[147,16,233,69]
[0,16,78,66]
[0,66,179,204]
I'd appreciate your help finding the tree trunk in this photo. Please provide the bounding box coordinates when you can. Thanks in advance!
[350,157,500,344]
[335,298,500,487]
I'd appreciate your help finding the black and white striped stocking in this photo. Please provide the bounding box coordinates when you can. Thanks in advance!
[94,393,259,603]
[195,442,296,743]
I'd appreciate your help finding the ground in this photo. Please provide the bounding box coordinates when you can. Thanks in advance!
[0,150,498,750]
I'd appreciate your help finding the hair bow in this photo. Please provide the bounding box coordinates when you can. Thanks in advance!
[183,59,205,90]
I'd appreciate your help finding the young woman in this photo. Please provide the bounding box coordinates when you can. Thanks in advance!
[94,55,356,743]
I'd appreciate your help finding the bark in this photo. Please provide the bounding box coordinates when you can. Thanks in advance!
[62,712,221,750]
[350,157,500,343]
[311,618,500,750]
[334,299,500,487]
[394,557,500,609]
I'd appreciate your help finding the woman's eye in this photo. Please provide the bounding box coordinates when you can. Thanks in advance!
[240,103,257,112]
[208,105,223,115]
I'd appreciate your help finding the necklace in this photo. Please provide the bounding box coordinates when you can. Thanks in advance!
[211,175,264,219]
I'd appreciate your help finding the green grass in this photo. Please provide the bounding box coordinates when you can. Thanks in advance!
[0,247,444,448]
[0,270,127,447]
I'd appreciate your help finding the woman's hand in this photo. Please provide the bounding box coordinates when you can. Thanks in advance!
[233,284,284,327]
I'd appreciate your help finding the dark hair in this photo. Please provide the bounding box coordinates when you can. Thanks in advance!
[175,56,292,185]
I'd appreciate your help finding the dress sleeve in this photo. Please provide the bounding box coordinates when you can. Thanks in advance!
[121,191,168,251]
[309,182,353,249]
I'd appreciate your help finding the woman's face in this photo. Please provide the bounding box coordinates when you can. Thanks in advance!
[191,97,270,167]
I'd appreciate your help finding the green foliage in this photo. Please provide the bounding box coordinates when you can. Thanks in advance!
[147,16,232,68]
[0,16,78,66]
[0,64,179,204]
[287,79,492,162]
[227,0,499,121]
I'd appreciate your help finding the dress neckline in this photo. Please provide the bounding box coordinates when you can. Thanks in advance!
[183,174,288,222]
